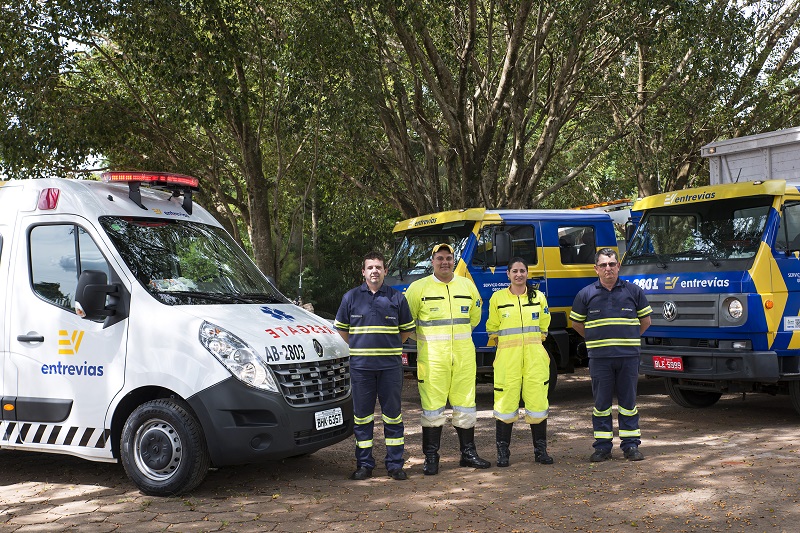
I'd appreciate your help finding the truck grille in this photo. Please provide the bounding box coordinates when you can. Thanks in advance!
[271,357,350,406]
[647,294,718,327]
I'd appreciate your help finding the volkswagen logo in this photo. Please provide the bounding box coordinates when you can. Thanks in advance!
[313,338,324,357]
[663,301,677,321]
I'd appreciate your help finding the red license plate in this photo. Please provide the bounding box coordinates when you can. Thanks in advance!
[653,355,683,371]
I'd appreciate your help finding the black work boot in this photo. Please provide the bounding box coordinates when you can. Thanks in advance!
[496,420,513,467]
[531,420,554,464]
[422,426,443,475]
[456,427,491,469]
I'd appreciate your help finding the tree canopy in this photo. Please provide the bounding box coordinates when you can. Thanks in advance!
[2,0,799,313]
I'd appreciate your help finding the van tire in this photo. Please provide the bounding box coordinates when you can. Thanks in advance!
[664,378,722,408]
[121,398,210,496]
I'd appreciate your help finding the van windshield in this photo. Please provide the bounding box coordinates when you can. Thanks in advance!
[99,216,290,306]
[623,196,772,268]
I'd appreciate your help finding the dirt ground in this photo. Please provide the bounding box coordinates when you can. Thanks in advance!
[1,368,799,532]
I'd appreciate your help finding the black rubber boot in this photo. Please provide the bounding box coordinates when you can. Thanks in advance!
[531,420,554,464]
[456,427,491,469]
[496,420,513,468]
[422,426,443,475]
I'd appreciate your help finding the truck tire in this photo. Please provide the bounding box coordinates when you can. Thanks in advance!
[664,378,722,408]
[548,352,558,401]
[789,381,800,416]
[121,398,211,496]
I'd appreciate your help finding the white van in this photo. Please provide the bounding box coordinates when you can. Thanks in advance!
[0,172,352,495]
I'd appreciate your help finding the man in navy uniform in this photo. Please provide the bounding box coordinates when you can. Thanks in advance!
[570,248,652,462]
[335,252,415,480]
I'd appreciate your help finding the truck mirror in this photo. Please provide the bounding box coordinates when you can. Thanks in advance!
[625,221,636,244]
[494,231,512,265]
[75,270,117,320]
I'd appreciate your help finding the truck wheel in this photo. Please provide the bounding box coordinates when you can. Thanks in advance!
[789,381,800,416]
[664,378,721,408]
[121,398,210,496]
[547,352,558,401]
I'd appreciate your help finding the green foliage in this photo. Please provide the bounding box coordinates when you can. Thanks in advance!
[2,0,799,303]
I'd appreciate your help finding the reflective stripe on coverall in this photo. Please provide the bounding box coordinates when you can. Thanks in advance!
[486,288,551,424]
[405,274,481,428]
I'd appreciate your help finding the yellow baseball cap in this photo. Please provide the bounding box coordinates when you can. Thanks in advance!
[431,242,454,255]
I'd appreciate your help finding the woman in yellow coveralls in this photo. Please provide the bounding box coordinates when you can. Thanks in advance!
[486,257,554,466]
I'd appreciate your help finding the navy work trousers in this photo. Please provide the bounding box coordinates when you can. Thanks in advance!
[351,365,405,471]
[589,356,641,453]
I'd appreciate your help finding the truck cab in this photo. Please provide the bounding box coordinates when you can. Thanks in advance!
[0,173,352,495]
[621,179,800,414]
[385,206,632,390]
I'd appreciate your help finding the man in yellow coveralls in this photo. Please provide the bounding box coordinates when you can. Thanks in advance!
[404,243,490,475]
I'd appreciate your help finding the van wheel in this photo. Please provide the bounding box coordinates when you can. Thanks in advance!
[664,378,722,408]
[121,398,210,496]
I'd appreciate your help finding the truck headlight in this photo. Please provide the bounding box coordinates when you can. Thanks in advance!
[199,321,278,392]
[726,298,743,320]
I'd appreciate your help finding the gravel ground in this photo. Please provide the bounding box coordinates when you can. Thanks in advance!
[1,368,799,532]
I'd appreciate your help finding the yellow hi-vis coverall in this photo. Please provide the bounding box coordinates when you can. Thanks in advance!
[486,288,551,424]
[405,275,482,428]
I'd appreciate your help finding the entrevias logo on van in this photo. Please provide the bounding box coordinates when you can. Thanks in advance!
[41,330,104,377]
[58,329,84,355]
[151,208,190,218]
[664,191,715,205]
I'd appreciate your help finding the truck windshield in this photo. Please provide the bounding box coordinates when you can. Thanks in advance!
[624,196,772,267]
[386,221,473,279]
[99,216,290,306]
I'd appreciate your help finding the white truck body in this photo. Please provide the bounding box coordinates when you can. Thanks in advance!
[703,126,800,185]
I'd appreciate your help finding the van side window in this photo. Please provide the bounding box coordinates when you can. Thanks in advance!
[777,203,800,251]
[559,226,596,264]
[30,224,111,311]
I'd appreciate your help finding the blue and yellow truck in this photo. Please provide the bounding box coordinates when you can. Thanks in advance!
[385,204,633,392]
[621,179,800,414]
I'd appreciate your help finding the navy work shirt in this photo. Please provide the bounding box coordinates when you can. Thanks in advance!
[570,278,652,358]
[334,283,415,370]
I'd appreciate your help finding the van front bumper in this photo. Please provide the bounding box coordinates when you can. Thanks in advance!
[639,347,780,382]
[187,377,353,467]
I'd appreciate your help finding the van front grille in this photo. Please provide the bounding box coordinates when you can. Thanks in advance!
[270,357,350,406]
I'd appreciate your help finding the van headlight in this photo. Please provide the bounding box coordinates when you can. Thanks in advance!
[199,321,279,392]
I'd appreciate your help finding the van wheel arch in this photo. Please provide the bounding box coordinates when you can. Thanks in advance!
[110,387,186,460]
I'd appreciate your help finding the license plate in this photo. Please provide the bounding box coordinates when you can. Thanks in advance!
[315,407,343,430]
[653,355,684,371]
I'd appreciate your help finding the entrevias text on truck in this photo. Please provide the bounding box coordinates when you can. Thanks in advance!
[385,204,635,393]
[621,126,800,414]
[0,172,352,496]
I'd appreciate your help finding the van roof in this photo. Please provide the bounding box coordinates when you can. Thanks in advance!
[0,177,220,227]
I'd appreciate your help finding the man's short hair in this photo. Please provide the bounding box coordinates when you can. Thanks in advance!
[363,251,386,268]
[594,247,618,264]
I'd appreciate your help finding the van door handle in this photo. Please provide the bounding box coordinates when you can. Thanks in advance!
[17,334,45,343]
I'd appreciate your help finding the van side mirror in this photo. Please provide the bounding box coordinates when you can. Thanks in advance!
[494,231,512,266]
[75,270,118,320]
